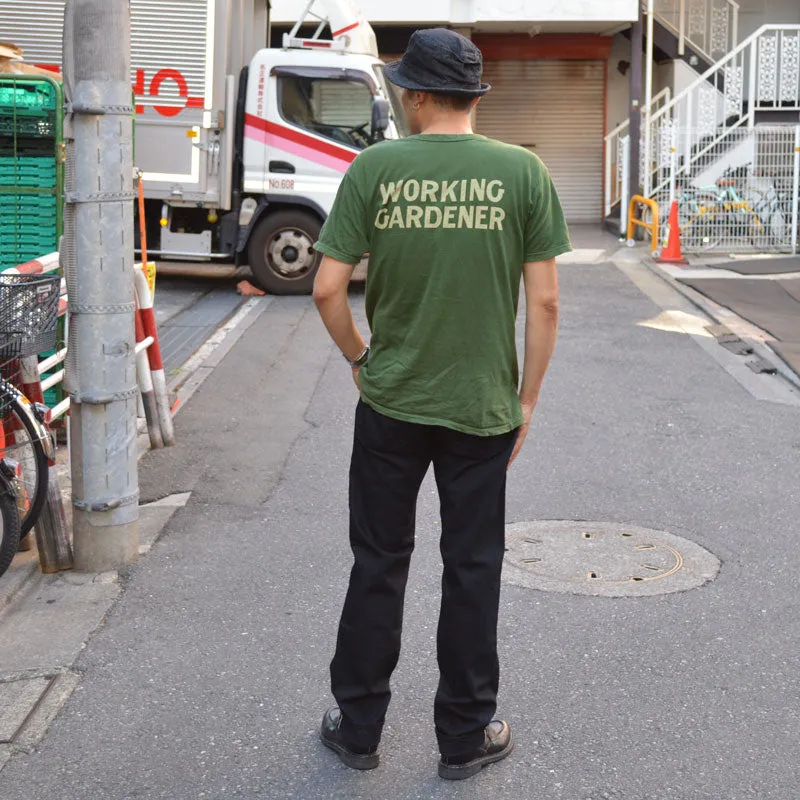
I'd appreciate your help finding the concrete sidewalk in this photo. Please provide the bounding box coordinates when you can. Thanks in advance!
[1,230,800,799]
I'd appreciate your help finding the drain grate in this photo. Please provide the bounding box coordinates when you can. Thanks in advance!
[504,521,720,597]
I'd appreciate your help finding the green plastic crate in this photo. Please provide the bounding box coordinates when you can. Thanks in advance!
[0,157,56,188]
[0,203,56,213]
[0,193,57,208]
[0,82,58,113]
[0,230,58,246]
[0,116,56,140]
[0,196,58,227]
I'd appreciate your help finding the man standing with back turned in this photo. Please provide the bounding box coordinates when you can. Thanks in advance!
[313,28,570,781]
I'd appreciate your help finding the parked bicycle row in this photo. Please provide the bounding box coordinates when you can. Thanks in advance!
[650,163,798,253]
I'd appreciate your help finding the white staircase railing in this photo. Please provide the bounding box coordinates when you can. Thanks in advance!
[654,0,739,63]
[645,24,800,198]
[604,88,671,217]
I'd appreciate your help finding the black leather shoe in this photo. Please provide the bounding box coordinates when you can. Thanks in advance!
[438,720,514,780]
[320,707,380,770]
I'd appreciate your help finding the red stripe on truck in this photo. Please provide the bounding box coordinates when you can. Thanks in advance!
[244,114,358,164]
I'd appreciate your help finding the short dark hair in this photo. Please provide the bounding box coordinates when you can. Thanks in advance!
[429,92,475,113]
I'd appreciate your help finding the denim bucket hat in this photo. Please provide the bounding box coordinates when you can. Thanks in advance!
[383,28,490,97]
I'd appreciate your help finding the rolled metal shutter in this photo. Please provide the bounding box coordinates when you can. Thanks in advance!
[0,0,210,111]
[130,0,211,111]
[477,60,605,223]
[0,1,66,67]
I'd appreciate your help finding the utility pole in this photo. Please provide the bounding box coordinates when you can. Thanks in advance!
[629,3,643,204]
[63,0,139,571]
[643,0,654,197]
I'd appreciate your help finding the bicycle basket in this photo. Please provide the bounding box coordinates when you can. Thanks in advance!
[0,274,60,359]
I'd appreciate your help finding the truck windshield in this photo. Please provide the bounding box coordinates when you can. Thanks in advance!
[277,75,379,150]
[373,65,409,138]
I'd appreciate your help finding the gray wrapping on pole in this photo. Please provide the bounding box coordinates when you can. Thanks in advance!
[63,0,139,571]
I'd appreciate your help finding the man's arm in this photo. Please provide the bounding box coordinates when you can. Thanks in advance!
[313,256,367,385]
[509,257,559,467]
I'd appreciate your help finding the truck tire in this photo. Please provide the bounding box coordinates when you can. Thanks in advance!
[247,210,323,295]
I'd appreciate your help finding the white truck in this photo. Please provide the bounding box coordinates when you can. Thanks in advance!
[0,0,401,293]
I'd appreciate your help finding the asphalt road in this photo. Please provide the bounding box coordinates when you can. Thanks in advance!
[152,269,246,375]
[1,236,799,799]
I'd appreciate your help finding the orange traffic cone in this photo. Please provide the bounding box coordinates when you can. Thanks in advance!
[655,200,689,265]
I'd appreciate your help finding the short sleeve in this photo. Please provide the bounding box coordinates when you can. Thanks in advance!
[314,158,369,265]
[524,158,572,262]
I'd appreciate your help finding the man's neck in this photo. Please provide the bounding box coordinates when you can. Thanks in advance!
[419,113,474,135]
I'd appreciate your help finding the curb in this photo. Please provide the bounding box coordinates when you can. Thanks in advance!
[641,256,800,392]
[167,295,273,414]
[0,559,38,615]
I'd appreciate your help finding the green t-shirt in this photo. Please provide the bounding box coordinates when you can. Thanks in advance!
[314,133,571,436]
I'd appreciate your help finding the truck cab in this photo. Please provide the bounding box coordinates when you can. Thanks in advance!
[238,46,397,293]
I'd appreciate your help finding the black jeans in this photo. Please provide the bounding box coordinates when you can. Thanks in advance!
[330,401,517,757]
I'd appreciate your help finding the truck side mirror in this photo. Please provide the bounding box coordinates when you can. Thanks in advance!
[371,98,390,139]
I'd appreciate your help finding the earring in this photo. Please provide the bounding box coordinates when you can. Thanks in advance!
[412,103,420,111]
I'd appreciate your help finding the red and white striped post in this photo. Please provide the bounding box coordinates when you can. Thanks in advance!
[19,356,46,406]
[133,265,175,446]
[134,305,163,449]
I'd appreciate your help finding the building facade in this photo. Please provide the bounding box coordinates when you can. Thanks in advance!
[273,0,800,234]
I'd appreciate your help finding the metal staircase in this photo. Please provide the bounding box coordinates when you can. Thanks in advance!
[604,8,800,254]
[646,24,800,198]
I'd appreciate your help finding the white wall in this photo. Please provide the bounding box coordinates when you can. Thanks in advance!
[607,34,631,133]
[270,0,639,25]
[735,0,800,40]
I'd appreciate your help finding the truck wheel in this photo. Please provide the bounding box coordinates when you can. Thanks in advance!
[247,210,322,295]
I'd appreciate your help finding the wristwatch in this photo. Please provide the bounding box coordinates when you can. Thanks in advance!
[344,346,370,368]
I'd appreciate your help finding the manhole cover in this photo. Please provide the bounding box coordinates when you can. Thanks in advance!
[504,521,720,597]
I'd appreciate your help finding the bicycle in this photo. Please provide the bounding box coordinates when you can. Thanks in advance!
[0,273,60,578]
[655,166,768,251]
[748,177,797,250]
[0,421,22,579]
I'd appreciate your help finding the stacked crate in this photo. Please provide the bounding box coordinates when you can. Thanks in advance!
[0,79,60,272]
[0,77,63,406]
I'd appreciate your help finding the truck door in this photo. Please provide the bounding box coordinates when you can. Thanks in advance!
[240,64,381,294]
[259,66,376,212]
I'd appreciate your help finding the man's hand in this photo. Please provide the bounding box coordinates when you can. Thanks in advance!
[352,367,361,389]
[508,399,536,468]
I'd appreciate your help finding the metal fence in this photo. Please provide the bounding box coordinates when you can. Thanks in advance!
[651,125,799,254]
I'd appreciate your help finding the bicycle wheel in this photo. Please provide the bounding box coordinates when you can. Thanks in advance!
[683,193,723,250]
[0,466,22,579]
[760,205,791,251]
[1,394,49,536]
